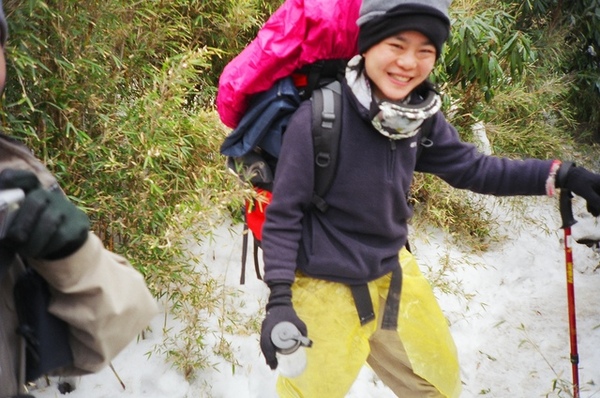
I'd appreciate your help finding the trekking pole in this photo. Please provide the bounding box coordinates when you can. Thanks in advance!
[559,188,580,398]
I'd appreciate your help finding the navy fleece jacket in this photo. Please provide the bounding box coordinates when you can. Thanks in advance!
[261,83,553,285]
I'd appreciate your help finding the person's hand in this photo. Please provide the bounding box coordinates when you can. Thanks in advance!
[260,281,307,370]
[556,162,600,216]
[0,169,89,260]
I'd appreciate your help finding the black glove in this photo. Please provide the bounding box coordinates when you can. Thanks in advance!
[0,169,90,260]
[556,162,600,217]
[260,281,307,370]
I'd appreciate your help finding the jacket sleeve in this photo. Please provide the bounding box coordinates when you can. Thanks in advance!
[29,233,159,374]
[415,113,554,196]
[261,102,316,283]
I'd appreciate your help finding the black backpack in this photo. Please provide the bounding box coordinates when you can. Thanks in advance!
[220,61,434,284]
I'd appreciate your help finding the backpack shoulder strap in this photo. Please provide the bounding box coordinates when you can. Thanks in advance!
[416,115,435,160]
[310,80,342,213]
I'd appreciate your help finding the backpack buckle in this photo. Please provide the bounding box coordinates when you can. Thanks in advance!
[315,152,331,167]
[321,111,335,129]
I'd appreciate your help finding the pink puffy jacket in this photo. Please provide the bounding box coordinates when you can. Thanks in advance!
[216,0,361,128]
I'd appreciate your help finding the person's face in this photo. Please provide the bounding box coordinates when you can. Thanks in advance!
[363,30,436,102]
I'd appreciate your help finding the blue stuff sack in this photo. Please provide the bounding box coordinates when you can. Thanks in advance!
[220,77,301,159]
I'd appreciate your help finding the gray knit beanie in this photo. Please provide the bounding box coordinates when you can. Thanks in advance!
[0,0,7,46]
[357,0,451,56]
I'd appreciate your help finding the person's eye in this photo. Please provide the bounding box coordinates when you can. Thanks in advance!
[419,47,436,57]
[389,42,404,50]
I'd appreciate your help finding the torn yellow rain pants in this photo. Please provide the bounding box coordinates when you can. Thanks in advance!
[277,248,461,398]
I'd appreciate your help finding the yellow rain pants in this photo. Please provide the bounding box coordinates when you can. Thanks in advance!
[277,248,461,398]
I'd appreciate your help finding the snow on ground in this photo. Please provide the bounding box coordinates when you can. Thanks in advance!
[31,194,600,397]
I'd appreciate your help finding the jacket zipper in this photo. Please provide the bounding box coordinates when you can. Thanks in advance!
[388,139,396,181]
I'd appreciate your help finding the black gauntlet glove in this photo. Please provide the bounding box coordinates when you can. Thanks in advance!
[260,281,307,370]
[0,169,90,260]
[556,162,600,217]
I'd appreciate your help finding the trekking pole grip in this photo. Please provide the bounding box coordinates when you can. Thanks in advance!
[556,161,577,230]
[559,189,576,229]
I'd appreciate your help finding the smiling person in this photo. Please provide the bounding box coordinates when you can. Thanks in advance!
[256,0,600,397]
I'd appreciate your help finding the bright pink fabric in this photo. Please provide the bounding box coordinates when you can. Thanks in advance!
[216,0,361,128]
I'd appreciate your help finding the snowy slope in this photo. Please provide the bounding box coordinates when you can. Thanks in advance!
[31,194,600,398]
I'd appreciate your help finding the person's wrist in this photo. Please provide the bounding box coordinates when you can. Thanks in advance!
[42,231,88,260]
[266,280,293,310]
[546,160,561,196]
